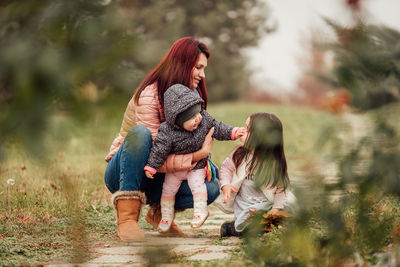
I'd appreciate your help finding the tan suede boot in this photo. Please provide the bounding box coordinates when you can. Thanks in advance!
[112,191,146,242]
[145,205,186,237]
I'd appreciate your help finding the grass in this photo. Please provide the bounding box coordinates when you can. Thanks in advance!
[1,100,397,265]
[0,105,119,265]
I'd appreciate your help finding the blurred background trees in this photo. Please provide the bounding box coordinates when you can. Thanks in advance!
[0,0,272,157]
[116,0,273,100]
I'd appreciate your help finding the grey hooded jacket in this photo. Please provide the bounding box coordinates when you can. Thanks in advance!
[146,84,236,171]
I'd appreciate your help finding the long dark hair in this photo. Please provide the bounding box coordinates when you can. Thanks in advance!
[133,37,210,110]
[232,112,290,190]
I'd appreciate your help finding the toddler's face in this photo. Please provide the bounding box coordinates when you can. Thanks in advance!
[240,117,250,144]
[183,112,202,131]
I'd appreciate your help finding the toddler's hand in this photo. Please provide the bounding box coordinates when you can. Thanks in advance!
[222,185,238,203]
[145,171,154,179]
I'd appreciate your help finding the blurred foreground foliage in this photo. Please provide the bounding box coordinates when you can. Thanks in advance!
[0,0,271,157]
[244,19,400,266]
[0,0,138,156]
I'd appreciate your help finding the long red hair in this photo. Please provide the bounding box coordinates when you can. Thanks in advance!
[134,37,210,109]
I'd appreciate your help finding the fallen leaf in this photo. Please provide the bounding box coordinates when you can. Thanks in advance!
[50,183,58,190]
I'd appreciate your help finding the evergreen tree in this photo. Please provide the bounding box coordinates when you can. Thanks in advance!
[325,20,400,110]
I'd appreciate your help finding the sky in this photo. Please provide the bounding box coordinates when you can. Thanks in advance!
[247,0,400,92]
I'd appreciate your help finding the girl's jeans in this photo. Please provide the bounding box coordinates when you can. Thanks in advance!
[104,125,220,210]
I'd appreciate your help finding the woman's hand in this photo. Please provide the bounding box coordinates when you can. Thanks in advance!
[192,127,214,163]
[222,185,238,203]
[202,127,214,155]
[266,208,281,217]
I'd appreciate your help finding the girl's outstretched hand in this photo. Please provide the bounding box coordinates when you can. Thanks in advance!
[222,185,238,203]
[235,127,247,139]
[266,208,281,217]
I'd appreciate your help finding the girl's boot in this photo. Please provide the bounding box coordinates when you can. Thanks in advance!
[191,197,209,228]
[220,221,239,237]
[158,199,175,233]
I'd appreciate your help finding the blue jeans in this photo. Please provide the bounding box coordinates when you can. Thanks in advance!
[104,125,220,210]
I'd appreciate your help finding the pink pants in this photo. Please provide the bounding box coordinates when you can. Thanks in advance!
[162,168,207,201]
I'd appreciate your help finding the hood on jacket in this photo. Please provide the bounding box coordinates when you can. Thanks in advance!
[164,84,204,127]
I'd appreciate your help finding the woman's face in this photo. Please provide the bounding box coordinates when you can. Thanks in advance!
[191,53,207,89]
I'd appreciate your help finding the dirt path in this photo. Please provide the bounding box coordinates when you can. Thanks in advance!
[48,205,241,266]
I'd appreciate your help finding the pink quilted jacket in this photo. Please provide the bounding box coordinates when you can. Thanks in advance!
[105,83,195,172]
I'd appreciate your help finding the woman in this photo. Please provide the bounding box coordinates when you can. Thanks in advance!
[104,37,220,242]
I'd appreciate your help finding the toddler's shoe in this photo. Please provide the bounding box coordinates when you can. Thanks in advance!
[158,218,173,233]
[190,211,209,228]
[191,197,208,228]
[158,199,175,233]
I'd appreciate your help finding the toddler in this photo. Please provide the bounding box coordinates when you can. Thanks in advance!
[144,84,245,232]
